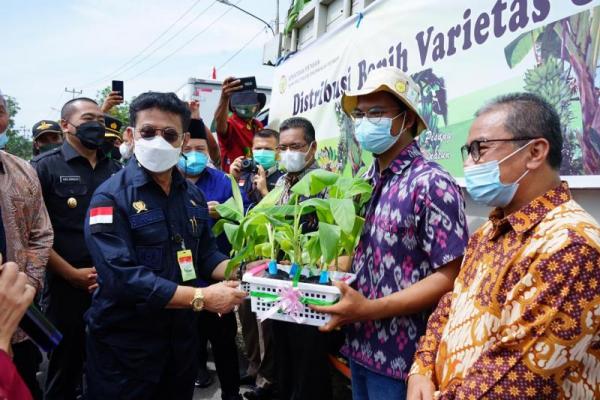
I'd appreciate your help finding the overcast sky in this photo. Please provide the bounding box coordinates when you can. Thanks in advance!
[1,0,290,135]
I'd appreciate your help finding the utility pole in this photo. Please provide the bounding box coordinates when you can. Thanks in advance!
[19,125,28,136]
[275,0,280,35]
[64,87,82,99]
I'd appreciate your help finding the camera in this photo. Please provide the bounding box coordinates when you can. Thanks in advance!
[241,158,258,174]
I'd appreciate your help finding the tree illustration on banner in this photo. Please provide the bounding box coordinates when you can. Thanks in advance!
[504,7,600,175]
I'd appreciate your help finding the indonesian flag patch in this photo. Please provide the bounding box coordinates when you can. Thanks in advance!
[90,206,113,225]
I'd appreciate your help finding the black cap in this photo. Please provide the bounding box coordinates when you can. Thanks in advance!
[104,115,123,140]
[31,120,62,140]
[188,119,207,140]
[229,90,266,112]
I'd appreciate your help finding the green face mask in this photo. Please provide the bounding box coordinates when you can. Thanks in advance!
[253,149,276,169]
[234,104,259,120]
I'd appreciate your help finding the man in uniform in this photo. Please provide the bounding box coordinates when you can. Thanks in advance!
[32,97,122,400]
[84,92,246,400]
[31,120,63,156]
[101,114,123,161]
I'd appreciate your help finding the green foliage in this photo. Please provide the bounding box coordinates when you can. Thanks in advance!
[96,86,132,126]
[213,169,373,278]
[524,57,574,129]
[3,97,33,160]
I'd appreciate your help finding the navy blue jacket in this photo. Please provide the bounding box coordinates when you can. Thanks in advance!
[84,158,227,379]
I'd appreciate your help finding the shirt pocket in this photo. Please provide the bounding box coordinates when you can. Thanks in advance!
[129,209,169,271]
[186,206,209,239]
[53,182,88,198]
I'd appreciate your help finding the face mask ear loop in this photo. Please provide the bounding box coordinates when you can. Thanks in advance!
[392,112,407,137]
[498,139,535,165]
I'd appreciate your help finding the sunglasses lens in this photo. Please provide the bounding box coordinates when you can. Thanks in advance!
[140,126,156,139]
[163,129,180,143]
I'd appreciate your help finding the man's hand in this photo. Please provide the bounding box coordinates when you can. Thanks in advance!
[188,100,201,119]
[67,267,98,291]
[0,261,36,353]
[101,91,124,113]
[407,374,435,400]
[229,156,244,181]
[220,77,242,101]
[311,281,373,332]
[202,281,246,314]
[253,165,268,196]
[207,201,221,220]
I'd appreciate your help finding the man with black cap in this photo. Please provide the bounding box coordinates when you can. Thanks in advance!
[101,114,124,161]
[31,97,122,400]
[214,77,265,173]
[31,120,63,156]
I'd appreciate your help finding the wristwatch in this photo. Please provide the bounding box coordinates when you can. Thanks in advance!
[191,288,204,312]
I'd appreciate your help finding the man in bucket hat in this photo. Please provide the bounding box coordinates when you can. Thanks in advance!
[214,77,266,173]
[313,67,469,399]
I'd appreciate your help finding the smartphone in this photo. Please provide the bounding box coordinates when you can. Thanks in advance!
[237,76,257,91]
[112,80,124,97]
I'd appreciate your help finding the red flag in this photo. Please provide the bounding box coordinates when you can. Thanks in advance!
[212,66,217,80]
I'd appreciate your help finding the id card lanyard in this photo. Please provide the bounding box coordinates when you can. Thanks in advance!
[176,236,196,282]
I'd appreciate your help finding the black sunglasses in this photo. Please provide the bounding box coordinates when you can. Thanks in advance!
[138,125,182,144]
[461,137,540,162]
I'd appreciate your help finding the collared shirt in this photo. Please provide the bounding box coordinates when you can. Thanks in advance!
[31,141,121,268]
[0,150,53,343]
[343,141,469,380]
[194,166,250,256]
[410,182,600,399]
[275,161,320,205]
[84,158,227,380]
[218,114,263,173]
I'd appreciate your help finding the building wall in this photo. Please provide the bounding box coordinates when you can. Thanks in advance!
[465,188,600,233]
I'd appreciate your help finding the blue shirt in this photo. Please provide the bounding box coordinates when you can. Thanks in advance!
[84,158,227,380]
[194,166,250,255]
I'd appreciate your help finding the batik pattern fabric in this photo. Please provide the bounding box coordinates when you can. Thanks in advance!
[410,182,600,399]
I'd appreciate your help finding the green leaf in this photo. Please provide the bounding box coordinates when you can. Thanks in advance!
[329,198,356,234]
[504,29,539,68]
[212,218,229,236]
[215,197,243,222]
[225,174,244,216]
[318,223,341,265]
[290,169,338,197]
[223,223,244,251]
[252,185,284,211]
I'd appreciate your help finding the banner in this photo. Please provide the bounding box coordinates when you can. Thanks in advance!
[269,0,600,187]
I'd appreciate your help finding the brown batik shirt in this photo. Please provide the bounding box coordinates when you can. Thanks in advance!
[410,182,600,399]
[0,151,53,343]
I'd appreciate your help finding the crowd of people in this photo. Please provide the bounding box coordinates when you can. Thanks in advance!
[0,65,599,400]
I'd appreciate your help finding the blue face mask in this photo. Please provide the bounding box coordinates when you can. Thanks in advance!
[0,132,8,149]
[178,151,208,176]
[354,112,406,155]
[253,149,276,169]
[463,141,532,208]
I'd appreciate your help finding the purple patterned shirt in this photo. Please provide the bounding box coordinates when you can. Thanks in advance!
[342,141,469,380]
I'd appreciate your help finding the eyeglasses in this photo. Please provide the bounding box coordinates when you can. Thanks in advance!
[461,137,540,162]
[277,142,309,152]
[138,125,182,144]
[350,108,403,125]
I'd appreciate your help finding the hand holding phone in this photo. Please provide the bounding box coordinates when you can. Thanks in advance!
[112,80,124,98]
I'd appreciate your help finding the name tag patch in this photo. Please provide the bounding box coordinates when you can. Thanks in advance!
[60,176,81,183]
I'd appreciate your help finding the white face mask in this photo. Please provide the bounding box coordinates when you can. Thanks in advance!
[119,142,133,160]
[280,147,310,173]
[134,136,181,173]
